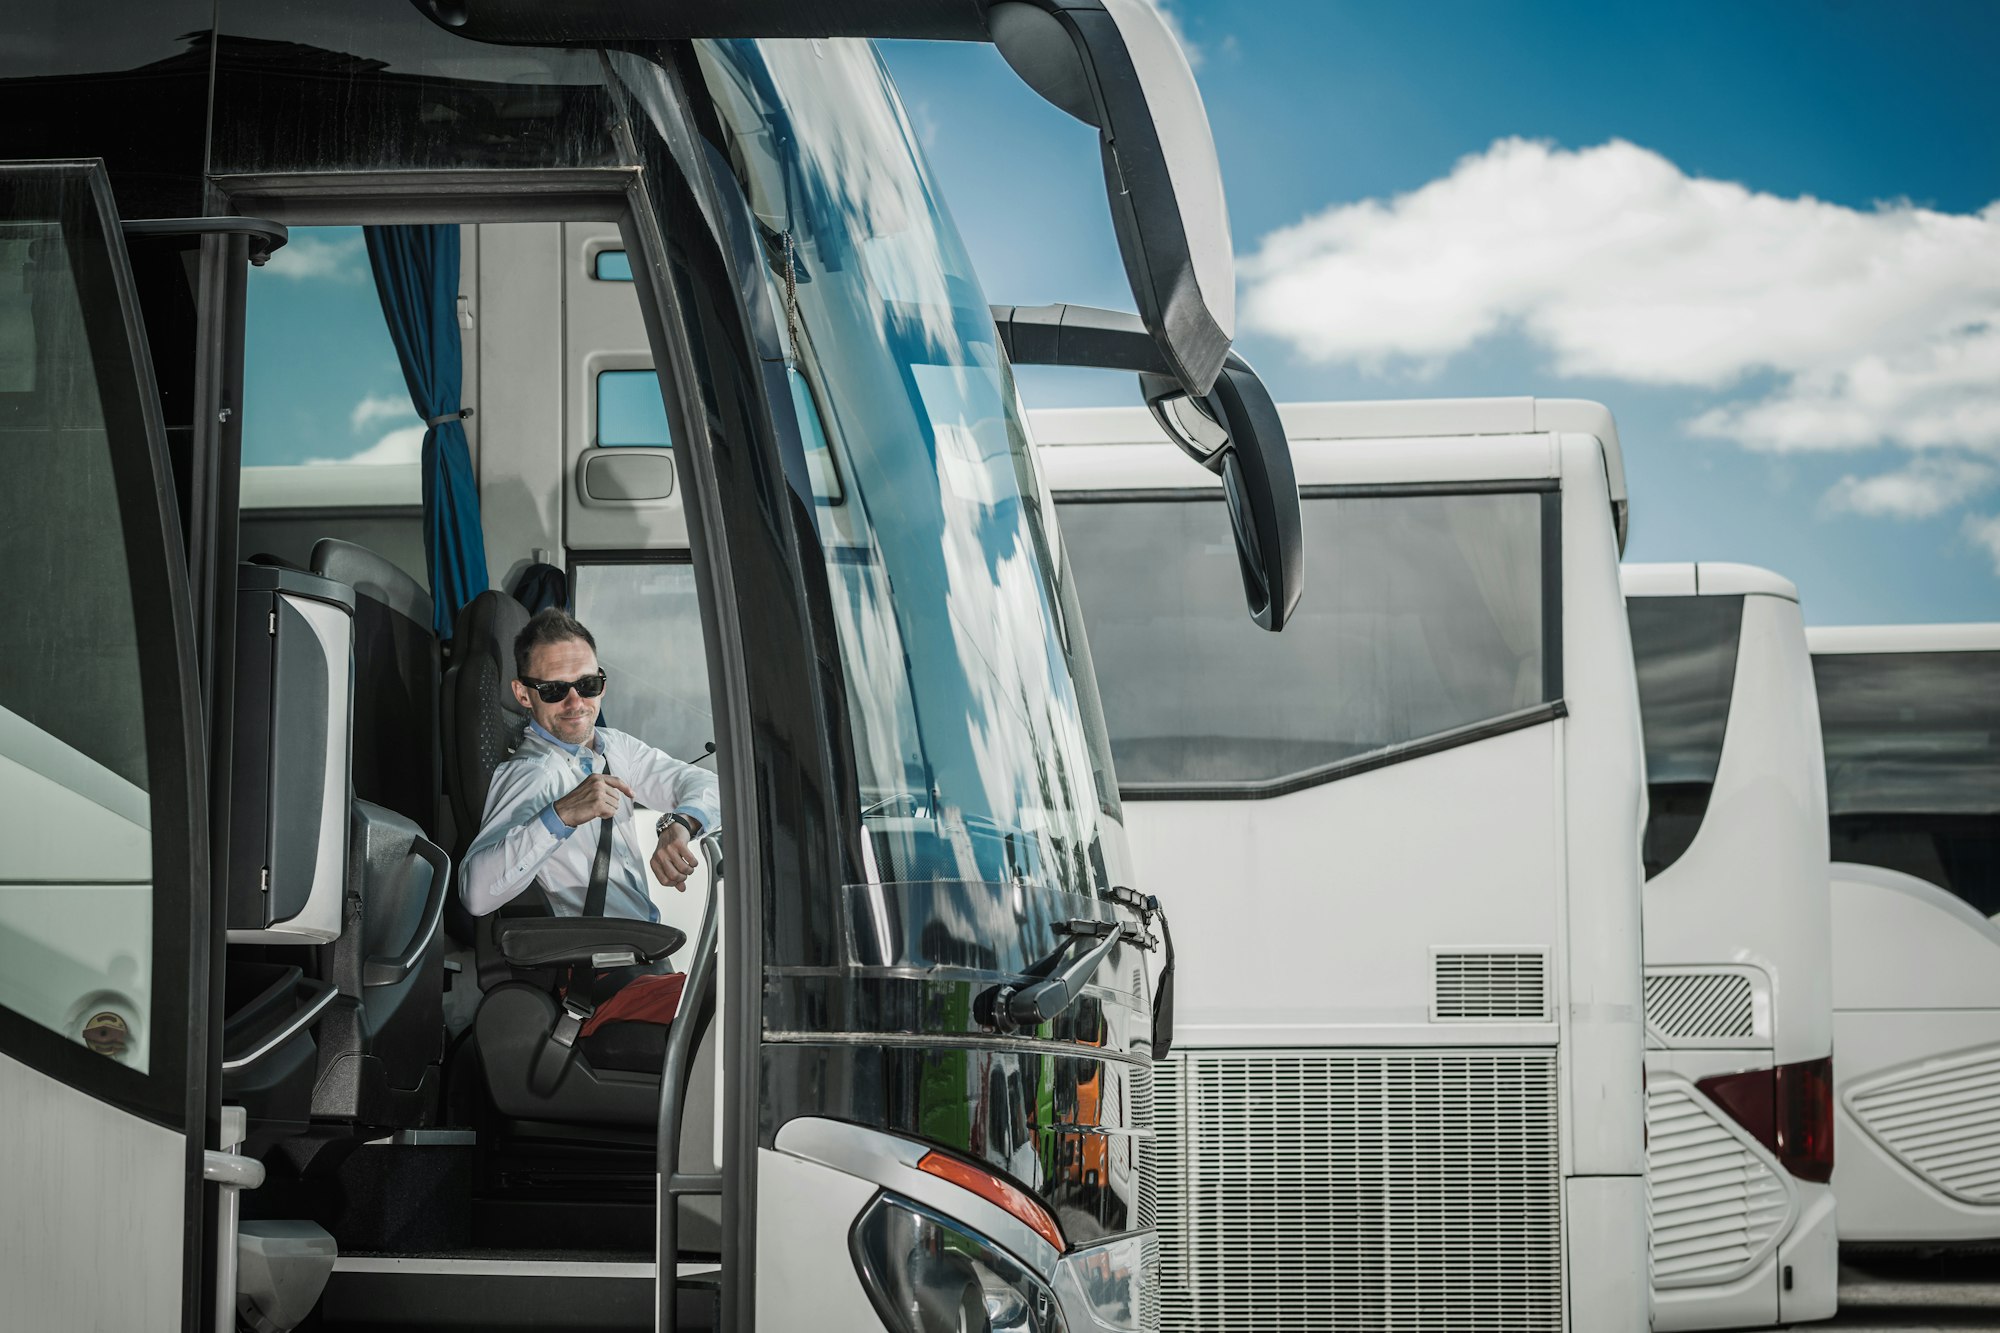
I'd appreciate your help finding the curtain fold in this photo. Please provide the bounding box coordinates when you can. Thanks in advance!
[364,223,488,639]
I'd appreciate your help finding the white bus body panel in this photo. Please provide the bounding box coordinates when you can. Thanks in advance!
[1810,624,2000,1244]
[1627,569,1836,1329]
[1040,401,1648,1332]
[0,1051,185,1330]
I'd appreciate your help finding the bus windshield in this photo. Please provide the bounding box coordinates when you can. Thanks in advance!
[694,38,1113,902]
[1814,649,2000,913]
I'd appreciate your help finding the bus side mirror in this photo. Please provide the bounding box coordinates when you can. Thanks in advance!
[993,302,1302,632]
[1138,362,1301,632]
[987,0,1235,397]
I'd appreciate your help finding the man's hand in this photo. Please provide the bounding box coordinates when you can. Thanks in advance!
[652,822,701,891]
[553,773,635,828]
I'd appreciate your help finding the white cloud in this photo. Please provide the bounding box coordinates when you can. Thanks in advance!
[1240,138,2000,462]
[1823,455,1999,520]
[1966,513,2000,576]
[308,425,423,468]
[262,232,367,282]
[349,392,414,434]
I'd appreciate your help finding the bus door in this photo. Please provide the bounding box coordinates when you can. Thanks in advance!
[0,160,216,1330]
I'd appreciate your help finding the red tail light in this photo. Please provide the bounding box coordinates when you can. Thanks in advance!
[1696,1056,1834,1184]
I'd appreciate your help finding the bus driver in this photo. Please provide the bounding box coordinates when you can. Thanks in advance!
[461,608,720,1020]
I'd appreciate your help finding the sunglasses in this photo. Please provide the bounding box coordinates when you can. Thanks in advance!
[519,670,607,704]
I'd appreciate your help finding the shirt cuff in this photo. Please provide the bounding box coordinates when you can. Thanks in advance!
[540,803,575,839]
[670,804,707,834]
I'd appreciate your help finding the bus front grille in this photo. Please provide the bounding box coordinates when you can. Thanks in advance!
[1149,1049,1562,1332]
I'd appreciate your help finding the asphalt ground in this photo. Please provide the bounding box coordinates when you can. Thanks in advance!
[1779,1256,2000,1331]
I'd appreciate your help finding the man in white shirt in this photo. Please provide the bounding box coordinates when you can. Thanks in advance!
[461,607,720,924]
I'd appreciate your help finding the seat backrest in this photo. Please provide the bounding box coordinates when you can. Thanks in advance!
[228,565,354,943]
[310,800,449,1130]
[442,589,532,848]
[310,539,439,838]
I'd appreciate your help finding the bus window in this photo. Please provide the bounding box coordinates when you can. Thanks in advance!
[1629,596,1744,878]
[594,368,674,447]
[571,560,714,763]
[1057,490,1554,792]
[1815,649,2000,913]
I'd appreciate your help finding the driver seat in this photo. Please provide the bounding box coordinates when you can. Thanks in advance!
[443,590,714,1128]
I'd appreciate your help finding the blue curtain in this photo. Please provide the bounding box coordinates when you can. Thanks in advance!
[365,224,489,639]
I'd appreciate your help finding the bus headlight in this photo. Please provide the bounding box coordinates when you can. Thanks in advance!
[850,1192,1067,1333]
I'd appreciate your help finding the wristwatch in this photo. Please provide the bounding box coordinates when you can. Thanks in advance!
[656,811,701,838]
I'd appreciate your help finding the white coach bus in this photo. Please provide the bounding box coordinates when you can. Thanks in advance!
[1623,564,1837,1329]
[1809,625,2000,1247]
[1039,397,1650,1332]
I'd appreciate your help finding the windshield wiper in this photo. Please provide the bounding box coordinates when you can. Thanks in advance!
[982,918,1150,1033]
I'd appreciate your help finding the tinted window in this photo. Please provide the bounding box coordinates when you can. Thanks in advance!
[593,250,633,281]
[1814,650,2000,912]
[572,562,713,764]
[1628,596,1744,878]
[1057,491,1553,792]
[0,167,180,1082]
[595,368,673,447]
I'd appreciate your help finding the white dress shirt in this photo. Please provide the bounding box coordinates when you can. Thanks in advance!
[460,721,721,921]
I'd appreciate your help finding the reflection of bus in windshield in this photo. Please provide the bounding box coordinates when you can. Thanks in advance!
[1625,565,1837,1330]
[1809,626,2000,1249]
[1040,397,1649,1332]
[0,5,1237,1327]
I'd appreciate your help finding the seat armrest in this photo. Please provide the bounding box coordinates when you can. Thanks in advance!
[493,917,686,970]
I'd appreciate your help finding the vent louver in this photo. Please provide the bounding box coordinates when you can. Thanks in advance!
[1646,1080,1792,1288]
[1847,1046,2000,1203]
[1432,951,1548,1021]
[1152,1050,1561,1331]
[1644,972,1756,1041]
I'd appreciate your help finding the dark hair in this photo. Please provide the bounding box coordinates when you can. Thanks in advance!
[514,607,597,678]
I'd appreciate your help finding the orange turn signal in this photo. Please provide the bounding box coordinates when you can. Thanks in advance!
[916,1150,1066,1253]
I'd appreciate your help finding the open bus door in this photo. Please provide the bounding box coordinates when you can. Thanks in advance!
[0,158,257,1331]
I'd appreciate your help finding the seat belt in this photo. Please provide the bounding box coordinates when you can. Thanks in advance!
[554,758,619,1049]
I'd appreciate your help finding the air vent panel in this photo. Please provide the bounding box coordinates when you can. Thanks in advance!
[1432,950,1548,1021]
[1847,1046,2000,1203]
[1152,1050,1561,1331]
[1645,970,1758,1042]
[1646,1079,1793,1287]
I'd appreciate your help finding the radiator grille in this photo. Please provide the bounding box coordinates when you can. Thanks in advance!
[1153,1050,1562,1331]
[1645,972,1756,1041]
[1646,1081,1790,1288]
[1847,1046,2000,1203]
[1433,951,1548,1021]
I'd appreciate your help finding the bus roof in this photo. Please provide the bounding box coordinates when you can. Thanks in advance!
[1807,623,2000,654]
[1031,395,1628,546]
[1622,562,1799,602]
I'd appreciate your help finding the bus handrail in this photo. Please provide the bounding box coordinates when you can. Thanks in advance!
[656,829,724,1333]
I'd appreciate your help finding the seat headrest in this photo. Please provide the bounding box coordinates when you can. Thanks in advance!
[311,539,431,630]
[447,590,532,831]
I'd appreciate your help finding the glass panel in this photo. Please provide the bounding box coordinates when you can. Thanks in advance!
[593,250,634,281]
[595,368,674,447]
[1628,596,1745,879]
[1057,492,1550,788]
[0,169,159,1072]
[695,38,1113,896]
[210,3,622,176]
[1814,650,2000,912]
[572,562,714,764]
[242,224,419,480]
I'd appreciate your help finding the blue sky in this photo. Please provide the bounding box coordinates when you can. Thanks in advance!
[882,1,2000,625]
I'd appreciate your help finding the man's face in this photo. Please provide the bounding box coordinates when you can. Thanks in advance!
[513,637,603,746]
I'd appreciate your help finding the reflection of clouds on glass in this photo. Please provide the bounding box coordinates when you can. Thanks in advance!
[1816,651,2000,816]
[702,37,1103,891]
[1630,597,1742,788]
